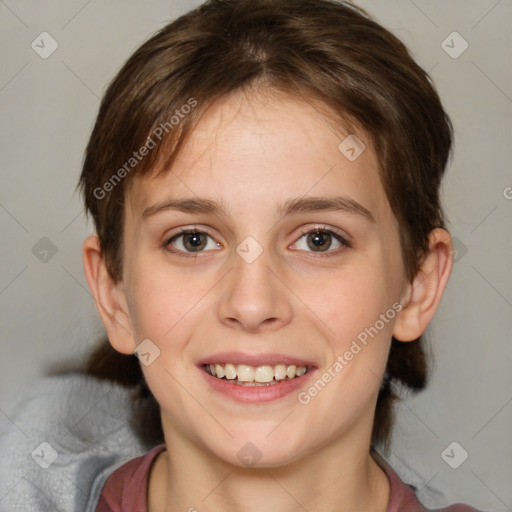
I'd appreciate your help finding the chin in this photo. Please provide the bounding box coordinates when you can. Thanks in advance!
[205,430,310,469]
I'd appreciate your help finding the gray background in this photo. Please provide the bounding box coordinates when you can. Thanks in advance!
[0,0,511,510]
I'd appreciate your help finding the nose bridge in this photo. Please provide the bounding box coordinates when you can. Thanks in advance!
[217,237,292,332]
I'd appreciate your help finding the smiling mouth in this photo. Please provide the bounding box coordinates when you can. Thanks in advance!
[203,363,311,386]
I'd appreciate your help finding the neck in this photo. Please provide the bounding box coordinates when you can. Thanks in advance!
[149,419,390,512]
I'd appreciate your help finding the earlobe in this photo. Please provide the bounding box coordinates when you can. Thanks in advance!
[82,235,135,355]
[392,228,454,342]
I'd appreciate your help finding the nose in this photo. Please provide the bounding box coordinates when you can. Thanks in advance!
[217,244,293,334]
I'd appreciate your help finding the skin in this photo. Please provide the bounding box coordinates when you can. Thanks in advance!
[83,87,453,512]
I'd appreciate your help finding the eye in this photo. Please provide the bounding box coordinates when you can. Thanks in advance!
[164,228,221,255]
[291,226,351,256]
[164,225,351,258]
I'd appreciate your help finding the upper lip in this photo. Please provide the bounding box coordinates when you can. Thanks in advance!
[196,352,316,368]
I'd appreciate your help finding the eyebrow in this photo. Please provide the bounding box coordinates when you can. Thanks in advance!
[142,195,375,223]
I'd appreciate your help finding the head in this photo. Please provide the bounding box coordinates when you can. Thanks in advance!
[80,0,453,461]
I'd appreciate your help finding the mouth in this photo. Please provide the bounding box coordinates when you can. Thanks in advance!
[196,352,317,402]
[202,362,312,387]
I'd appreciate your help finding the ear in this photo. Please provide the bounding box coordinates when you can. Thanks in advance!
[82,234,135,355]
[393,228,454,342]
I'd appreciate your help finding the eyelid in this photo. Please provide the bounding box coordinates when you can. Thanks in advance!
[295,224,352,246]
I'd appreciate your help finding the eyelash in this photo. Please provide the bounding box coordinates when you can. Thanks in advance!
[163,225,352,259]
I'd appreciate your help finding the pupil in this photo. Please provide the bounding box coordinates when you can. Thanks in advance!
[189,234,201,245]
[186,232,205,250]
[309,231,330,251]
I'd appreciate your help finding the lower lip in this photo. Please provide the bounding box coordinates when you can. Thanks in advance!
[198,366,317,403]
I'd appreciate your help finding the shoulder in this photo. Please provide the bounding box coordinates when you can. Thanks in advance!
[373,452,489,512]
[0,373,150,512]
[95,444,166,512]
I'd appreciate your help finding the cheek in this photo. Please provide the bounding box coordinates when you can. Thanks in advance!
[302,264,397,346]
[125,259,190,342]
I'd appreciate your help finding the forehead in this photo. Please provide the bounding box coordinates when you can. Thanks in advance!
[126,88,392,225]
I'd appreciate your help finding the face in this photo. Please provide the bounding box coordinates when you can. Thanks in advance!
[119,88,409,467]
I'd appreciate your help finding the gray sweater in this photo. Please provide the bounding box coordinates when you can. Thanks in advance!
[0,373,151,512]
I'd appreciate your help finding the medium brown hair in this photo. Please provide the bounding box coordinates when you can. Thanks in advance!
[78,0,453,450]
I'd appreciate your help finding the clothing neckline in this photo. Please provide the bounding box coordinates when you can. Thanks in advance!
[141,444,421,512]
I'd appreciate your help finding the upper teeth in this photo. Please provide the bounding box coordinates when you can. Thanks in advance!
[206,363,307,382]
